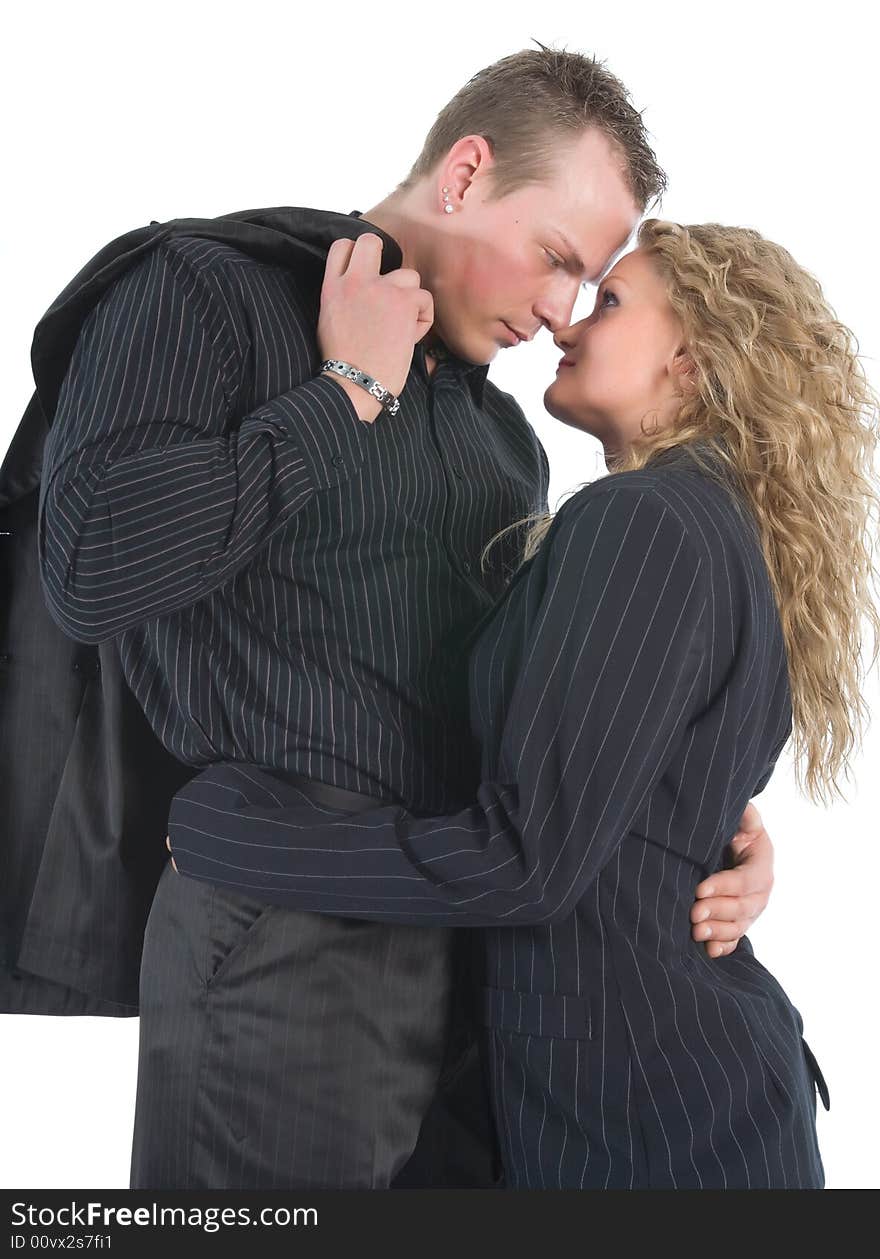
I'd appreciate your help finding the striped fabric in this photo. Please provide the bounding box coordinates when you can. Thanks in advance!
[37,223,549,815]
[169,449,828,1188]
[38,209,551,1188]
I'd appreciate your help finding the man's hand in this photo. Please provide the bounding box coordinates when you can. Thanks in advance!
[166,834,178,874]
[691,801,774,958]
[318,233,434,422]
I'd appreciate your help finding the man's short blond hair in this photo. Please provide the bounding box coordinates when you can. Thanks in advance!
[400,43,666,212]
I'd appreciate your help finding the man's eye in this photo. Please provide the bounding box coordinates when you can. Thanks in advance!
[545,250,564,269]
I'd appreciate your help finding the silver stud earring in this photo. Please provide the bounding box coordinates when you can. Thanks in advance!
[442,186,454,214]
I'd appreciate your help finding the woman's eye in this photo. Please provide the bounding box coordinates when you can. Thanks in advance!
[599,289,618,309]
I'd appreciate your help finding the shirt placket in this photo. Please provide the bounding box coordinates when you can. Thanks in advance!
[423,356,478,582]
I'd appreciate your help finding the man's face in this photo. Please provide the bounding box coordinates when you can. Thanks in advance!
[425,127,641,364]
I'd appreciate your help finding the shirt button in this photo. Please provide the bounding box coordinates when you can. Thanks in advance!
[331,455,345,468]
[0,652,11,665]
[463,561,472,574]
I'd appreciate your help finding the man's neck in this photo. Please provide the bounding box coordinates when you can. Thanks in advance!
[360,196,442,366]
[358,197,421,274]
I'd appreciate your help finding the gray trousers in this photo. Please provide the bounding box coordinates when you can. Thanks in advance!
[129,854,498,1189]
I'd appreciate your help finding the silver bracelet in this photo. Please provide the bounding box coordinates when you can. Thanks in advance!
[320,359,401,417]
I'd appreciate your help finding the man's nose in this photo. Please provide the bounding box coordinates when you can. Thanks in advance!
[534,288,580,338]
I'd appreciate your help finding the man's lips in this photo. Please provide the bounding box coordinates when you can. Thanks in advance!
[501,321,542,345]
[500,321,522,345]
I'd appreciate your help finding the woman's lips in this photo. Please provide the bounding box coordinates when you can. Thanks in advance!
[557,357,575,370]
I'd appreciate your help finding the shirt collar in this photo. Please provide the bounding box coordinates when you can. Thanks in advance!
[349,210,489,408]
[449,352,489,407]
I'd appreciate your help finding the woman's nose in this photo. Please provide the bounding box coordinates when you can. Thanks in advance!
[553,320,584,353]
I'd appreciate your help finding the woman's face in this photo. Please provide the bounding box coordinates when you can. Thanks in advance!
[543,247,692,458]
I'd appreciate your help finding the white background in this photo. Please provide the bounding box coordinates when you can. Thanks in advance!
[2,0,877,1190]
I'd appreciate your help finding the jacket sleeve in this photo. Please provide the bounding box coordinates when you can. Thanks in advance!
[38,241,373,644]
[168,486,709,926]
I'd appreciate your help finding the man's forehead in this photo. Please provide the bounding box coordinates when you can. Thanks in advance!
[595,235,639,283]
[553,223,639,285]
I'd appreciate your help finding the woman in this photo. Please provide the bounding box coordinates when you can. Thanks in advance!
[167,219,879,1188]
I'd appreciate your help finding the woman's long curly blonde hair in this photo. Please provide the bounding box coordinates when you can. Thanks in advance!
[482,218,880,805]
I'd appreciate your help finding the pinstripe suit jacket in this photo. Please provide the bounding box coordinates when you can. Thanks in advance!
[171,440,830,1188]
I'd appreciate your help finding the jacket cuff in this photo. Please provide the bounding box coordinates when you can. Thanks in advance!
[262,374,375,490]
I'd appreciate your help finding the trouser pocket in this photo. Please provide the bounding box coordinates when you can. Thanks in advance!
[204,883,276,990]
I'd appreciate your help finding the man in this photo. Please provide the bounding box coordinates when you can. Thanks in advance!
[38,46,775,1189]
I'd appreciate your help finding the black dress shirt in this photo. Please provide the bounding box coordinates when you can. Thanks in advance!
[38,211,549,815]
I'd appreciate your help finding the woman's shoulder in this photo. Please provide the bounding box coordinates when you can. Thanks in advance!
[553,444,750,563]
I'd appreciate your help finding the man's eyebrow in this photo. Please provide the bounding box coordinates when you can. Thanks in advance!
[553,230,592,279]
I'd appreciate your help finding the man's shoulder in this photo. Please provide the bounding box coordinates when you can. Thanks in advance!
[155,231,319,339]
[159,232,299,293]
[161,232,266,273]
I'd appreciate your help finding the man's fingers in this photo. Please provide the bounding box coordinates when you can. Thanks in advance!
[737,800,764,834]
[323,235,358,281]
[383,267,423,289]
[165,835,179,873]
[414,289,435,338]
[690,893,763,925]
[695,854,770,900]
[691,918,745,943]
[341,232,384,277]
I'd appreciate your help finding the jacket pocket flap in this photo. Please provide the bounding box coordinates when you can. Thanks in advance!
[480,985,591,1039]
[801,1036,831,1111]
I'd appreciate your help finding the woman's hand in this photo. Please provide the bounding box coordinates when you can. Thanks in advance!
[691,801,774,957]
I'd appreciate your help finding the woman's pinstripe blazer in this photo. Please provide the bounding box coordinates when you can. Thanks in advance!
[170,439,830,1189]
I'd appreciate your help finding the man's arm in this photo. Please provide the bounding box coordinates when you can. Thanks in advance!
[38,241,373,644]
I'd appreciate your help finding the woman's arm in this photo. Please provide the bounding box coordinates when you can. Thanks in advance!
[168,485,708,926]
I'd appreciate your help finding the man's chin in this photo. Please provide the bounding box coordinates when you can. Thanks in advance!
[442,326,498,367]
[463,342,497,368]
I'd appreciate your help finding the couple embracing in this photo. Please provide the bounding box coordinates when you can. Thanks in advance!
[40,45,877,1190]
